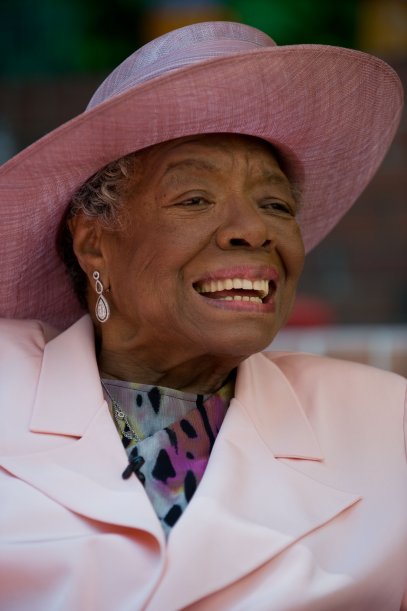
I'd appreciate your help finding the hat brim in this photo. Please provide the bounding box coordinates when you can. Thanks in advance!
[0,44,403,329]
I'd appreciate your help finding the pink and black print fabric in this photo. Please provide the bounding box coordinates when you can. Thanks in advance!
[102,376,235,536]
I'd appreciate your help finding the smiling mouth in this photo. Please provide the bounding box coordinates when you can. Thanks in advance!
[193,277,275,304]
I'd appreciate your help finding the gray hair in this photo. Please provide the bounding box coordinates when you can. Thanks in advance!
[68,153,138,225]
[57,152,139,309]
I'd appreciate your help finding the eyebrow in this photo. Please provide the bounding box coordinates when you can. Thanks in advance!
[261,170,291,187]
[162,158,221,176]
[161,158,301,207]
[261,170,302,208]
[162,160,290,185]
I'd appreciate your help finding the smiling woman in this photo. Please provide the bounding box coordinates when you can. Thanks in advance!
[0,20,406,611]
[64,134,304,392]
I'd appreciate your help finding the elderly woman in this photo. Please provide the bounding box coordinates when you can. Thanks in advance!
[0,21,406,611]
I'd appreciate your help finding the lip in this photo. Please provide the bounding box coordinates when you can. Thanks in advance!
[192,264,279,313]
[197,293,276,313]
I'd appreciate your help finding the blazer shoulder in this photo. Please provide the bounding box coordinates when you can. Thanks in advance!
[262,352,407,384]
[0,318,58,363]
[262,350,406,399]
[262,351,407,466]
[0,320,65,452]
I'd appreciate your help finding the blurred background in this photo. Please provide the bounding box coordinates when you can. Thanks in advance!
[1,0,406,373]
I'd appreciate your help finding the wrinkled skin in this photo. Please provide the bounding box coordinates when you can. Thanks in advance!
[70,134,304,393]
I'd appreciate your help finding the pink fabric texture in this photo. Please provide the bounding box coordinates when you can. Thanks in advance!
[0,316,406,610]
[0,21,403,329]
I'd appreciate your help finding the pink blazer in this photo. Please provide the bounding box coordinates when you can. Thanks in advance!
[1,315,406,610]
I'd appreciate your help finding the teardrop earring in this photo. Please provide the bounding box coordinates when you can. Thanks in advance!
[93,271,110,323]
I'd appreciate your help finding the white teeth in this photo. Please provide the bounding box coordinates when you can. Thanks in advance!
[253,279,269,298]
[195,277,270,298]
[216,295,262,303]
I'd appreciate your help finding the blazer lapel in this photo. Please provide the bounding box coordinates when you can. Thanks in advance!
[0,315,164,545]
[149,353,362,610]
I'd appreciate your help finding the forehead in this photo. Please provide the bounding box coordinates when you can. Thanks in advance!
[164,132,277,154]
[130,133,287,187]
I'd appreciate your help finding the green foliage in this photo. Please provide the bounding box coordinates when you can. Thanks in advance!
[0,0,144,77]
[227,0,357,47]
[0,0,357,77]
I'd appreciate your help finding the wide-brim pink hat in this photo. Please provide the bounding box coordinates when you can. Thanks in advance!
[0,21,403,330]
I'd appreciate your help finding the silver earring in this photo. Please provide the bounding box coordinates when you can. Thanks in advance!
[93,271,110,323]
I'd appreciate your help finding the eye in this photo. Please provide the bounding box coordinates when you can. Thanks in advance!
[176,196,210,207]
[260,200,295,216]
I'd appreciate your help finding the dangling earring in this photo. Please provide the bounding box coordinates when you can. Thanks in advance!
[93,271,110,323]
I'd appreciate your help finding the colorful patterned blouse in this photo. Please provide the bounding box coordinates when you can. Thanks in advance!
[101,375,235,537]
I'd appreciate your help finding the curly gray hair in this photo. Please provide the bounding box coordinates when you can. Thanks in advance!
[57,151,139,309]
[69,154,137,225]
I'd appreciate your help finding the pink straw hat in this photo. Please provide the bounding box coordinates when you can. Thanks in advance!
[0,21,403,330]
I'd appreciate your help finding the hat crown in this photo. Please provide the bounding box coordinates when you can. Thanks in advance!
[87,21,276,110]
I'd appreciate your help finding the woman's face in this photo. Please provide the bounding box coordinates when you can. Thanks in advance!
[95,134,304,360]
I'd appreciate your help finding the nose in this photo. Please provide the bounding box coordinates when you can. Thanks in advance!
[216,198,272,251]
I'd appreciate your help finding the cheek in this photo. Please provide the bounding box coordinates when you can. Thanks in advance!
[108,225,192,298]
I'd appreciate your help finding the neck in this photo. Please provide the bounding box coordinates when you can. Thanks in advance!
[98,347,241,394]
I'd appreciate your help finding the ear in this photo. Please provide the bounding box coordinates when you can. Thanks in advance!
[68,213,108,285]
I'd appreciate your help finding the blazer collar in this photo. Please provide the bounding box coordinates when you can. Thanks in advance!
[149,355,361,609]
[29,318,321,460]
[235,352,323,460]
[29,315,103,437]
[2,315,165,544]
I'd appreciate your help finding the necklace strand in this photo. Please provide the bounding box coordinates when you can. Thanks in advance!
[101,381,143,442]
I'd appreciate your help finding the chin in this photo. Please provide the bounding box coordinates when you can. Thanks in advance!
[210,327,279,360]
